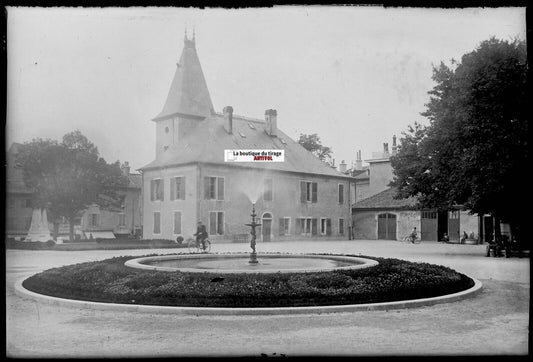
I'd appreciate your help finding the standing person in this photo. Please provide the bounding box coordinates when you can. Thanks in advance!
[194,221,208,250]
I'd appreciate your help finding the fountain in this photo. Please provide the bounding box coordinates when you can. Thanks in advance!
[125,195,379,274]
[244,203,261,264]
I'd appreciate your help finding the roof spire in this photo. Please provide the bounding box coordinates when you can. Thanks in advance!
[154,29,214,120]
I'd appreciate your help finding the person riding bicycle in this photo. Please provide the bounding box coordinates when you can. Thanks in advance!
[409,227,418,243]
[194,221,208,250]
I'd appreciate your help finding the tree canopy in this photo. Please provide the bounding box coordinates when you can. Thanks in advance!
[297,133,333,165]
[15,130,129,240]
[390,37,527,240]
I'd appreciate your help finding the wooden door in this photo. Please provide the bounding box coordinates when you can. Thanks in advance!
[378,213,396,240]
[262,219,271,242]
[421,210,437,241]
[448,210,460,241]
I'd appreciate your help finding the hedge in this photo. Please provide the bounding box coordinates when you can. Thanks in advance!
[22,253,475,308]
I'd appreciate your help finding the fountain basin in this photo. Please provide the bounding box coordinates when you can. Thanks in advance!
[125,253,378,274]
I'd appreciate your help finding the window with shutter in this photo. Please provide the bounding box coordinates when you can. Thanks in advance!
[204,177,210,199]
[181,178,186,199]
[150,180,156,201]
[217,212,224,234]
[300,181,306,202]
[155,179,164,201]
[209,212,217,235]
[305,218,312,234]
[205,176,224,200]
[217,178,224,200]
[312,182,317,203]
[312,218,318,235]
[171,177,185,200]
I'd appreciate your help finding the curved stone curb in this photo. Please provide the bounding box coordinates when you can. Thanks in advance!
[125,253,379,274]
[15,277,482,316]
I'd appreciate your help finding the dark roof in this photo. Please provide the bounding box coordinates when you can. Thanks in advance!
[153,37,214,121]
[140,113,351,179]
[353,187,418,209]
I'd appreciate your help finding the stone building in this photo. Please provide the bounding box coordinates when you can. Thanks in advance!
[80,162,142,239]
[350,137,481,242]
[6,143,34,238]
[6,143,141,241]
[139,34,354,242]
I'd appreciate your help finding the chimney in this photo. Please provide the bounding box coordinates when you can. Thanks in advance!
[121,161,130,176]
[339,160,347,173]
[383,143,389,157]
[264,109,277,137]
[392,135,397,155]
[223,106,233,134]
[355,150,362,170]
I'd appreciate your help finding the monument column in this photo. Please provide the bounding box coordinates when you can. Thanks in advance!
[25,208,52,242]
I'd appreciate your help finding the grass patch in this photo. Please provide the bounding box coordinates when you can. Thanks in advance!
[21,253,475,308]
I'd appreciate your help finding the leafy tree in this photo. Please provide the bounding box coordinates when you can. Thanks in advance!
[15,130,129,241]
[297,133,333,165]
[390,37,527,242]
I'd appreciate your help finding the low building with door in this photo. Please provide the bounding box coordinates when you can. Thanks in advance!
[352,187,480,241]
[351,139,481,242]
[139,34,353,242]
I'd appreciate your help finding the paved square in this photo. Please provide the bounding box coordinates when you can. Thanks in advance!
[6,240,529,357]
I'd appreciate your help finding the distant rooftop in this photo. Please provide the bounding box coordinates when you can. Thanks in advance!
[353,187,418,210]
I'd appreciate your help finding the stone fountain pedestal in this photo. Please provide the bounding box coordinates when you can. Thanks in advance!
[25,208,52,242]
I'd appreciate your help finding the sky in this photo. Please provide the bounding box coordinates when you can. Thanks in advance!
[6,6,527,172]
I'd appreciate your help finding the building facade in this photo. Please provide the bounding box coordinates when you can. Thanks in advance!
[6,143,141,241]
[81,162,142,239]
[140,34,354,242]
[6,143,34,238]
[350,138,481,242]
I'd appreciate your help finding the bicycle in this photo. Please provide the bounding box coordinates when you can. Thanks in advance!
[187,237,211,253]
[401,234,421,244]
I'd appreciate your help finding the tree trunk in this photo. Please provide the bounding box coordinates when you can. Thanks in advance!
[68,214,75,241]
[493,214,501,241]
[53,222,59,241]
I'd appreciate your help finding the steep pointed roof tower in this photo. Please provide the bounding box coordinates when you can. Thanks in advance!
[153,31,214,121]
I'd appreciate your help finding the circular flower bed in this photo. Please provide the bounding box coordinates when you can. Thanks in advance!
[22,253,474,308]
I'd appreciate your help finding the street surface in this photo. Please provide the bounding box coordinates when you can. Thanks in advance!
[6,239,529,357]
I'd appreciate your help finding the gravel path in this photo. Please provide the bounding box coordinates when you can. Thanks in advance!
[6,240,529,357]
